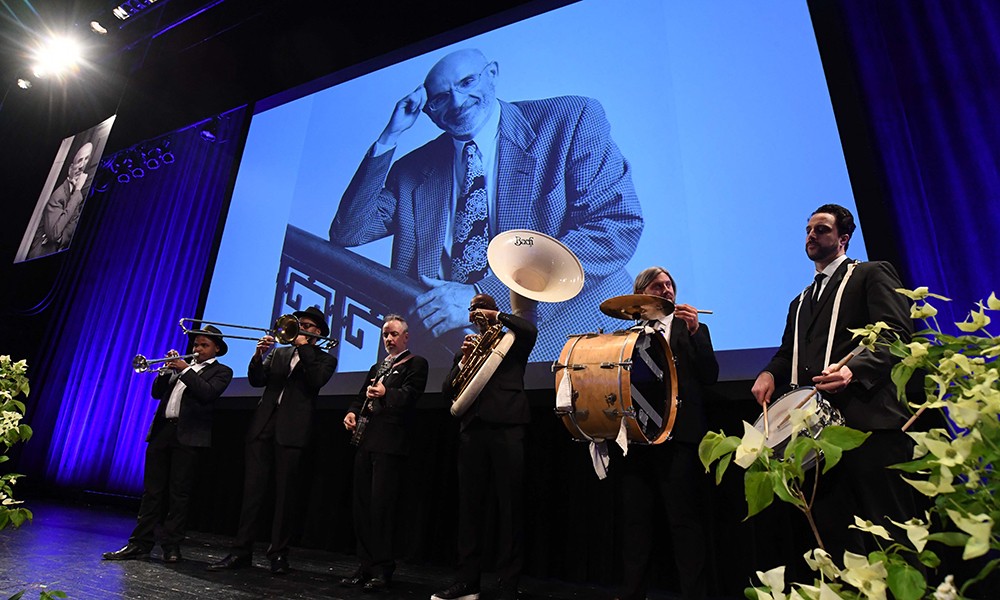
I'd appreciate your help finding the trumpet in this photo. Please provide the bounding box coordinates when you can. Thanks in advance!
[178,315,339,350]
[133,352,199,374]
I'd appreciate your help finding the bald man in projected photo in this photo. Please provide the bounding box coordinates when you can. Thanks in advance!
[330,48,643,361]
[28,140,94,259]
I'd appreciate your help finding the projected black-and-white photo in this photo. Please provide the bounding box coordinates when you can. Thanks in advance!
[204,0,866,376]
[324,48,642,364]
[14,115,115,263]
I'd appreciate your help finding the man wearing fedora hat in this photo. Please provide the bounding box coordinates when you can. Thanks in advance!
[208,305,337,575]
[102,325,233,563]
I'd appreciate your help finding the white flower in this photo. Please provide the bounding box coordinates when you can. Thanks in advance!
[849,516,892,541]
[841,552,888,600]
[933,575,957,600]
[889,515,930,552]
[735,421,766,468]
[803,548,841,580]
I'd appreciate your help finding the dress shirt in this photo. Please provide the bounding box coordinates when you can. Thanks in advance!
[164,358,217,419]
[371,102,502,279]
[648,313,674,347]
[276,347,300,406]
[813,254,849,300]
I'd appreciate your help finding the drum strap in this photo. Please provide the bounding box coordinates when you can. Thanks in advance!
[791,261,858,386]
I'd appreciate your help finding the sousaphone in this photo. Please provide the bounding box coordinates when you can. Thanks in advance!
[450,230,584,417]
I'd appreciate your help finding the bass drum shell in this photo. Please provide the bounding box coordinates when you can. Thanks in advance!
[555,328,677,444]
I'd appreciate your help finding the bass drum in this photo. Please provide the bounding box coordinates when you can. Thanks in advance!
[554,328,677,444]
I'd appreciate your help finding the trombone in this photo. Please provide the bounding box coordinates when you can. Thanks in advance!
[133,352,199,374]
[178,315,339,350]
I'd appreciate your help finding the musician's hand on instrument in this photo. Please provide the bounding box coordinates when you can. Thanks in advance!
[813,365,853,394]
[674,303,700,335]
[366,381,385,399]
[460,334,478,362]
[751,371,775,407]
[255,335,275,358]
[415,277,476,337]
[344,412,357,431]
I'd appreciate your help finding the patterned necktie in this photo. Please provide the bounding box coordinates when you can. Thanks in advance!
[451,141,489,283]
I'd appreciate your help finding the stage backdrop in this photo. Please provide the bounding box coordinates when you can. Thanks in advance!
[21,109,247,493]
[204,0,866,379]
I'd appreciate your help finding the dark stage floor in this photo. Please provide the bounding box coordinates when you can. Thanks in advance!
[0,500,673,600]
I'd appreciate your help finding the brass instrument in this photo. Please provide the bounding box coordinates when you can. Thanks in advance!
[178,315,339,350]
[133,352,199,374]
[449,230,584,417]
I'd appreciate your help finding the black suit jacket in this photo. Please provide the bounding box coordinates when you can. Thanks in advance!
[149,360,233,448]
[442,312,538,427]
[348,351,429,455]
[247,343,338,447]
[763,259,913,430]
[665,322,719,444]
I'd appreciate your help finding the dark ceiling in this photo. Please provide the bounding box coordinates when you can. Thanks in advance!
[1,0,536,147]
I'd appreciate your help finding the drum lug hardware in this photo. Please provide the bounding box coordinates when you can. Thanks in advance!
[675,397,683,407]
[604,393,616,405]
[551,362,586,372]
[600,360,633,370]
[555,407,588,418]
[603,408,621,418]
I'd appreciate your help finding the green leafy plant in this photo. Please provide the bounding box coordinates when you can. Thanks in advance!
[1,355,33,531]
[1,356,67,600]
[700,289,1000,599]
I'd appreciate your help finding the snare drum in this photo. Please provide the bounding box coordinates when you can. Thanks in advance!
[554,328,678,444]
[753,387,845,469]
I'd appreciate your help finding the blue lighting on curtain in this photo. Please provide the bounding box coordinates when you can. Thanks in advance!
[24,108,246,494]
[837,0,1000,326]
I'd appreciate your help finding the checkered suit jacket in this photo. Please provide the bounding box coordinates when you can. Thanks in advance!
[331,96,643,361]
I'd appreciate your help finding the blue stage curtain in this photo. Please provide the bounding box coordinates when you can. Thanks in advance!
[25,109,246,494]
[838,0,1000,324]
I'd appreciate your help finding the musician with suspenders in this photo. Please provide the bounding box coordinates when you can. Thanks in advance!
[342,314,429,592]
[751,204,916,562]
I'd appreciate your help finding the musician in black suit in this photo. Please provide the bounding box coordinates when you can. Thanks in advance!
[341,314,429,591]
[208,305,337,574]
[613,267,719,600]
[433,293,537,600]
[102,326,233,563]
[751,204,916,559]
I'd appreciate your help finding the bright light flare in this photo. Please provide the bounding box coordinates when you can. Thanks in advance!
[17,79,32,89]
[31,35,83,78]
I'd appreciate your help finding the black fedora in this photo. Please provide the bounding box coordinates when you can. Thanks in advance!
[293,305,330,338]
[187,324,228,356]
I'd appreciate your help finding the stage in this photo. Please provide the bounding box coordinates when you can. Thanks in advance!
[0,499,685,600]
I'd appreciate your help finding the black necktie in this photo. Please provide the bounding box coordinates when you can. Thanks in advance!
[811,273,826,306]
[451,141,489,283]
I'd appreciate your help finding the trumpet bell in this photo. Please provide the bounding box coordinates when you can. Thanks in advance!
[487,230,584,303]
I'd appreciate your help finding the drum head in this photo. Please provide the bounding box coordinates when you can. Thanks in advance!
[753,387,821,449]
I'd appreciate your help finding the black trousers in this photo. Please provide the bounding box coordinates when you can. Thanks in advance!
[811,429,917,558]
[129,421,200,549]
[352,447,404,577]
[456,421,525,589]
[233,410,304,558]
[617,441,709,600]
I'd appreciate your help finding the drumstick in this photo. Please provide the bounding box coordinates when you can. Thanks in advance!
[774,344,866,429]
[697,309,713,314]
[762,400,770,439]
[901,406,926,432]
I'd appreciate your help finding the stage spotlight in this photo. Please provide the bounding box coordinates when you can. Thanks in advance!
[144,147,162,170]
[90,21,108,35]
[31,35,83,79]
[93,163,113,193]
[130,164,145,179]
[17,78,32,89]
[117,172,130,184]
[199,118,218,142]
[160,138,175,164]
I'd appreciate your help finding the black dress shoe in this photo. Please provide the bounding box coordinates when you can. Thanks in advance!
[270,555,289,575]
[102,543,151,561]
[162,546,182,563]
[340,568,370,587]
[363,576,390,592]
[206,553,251,571]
